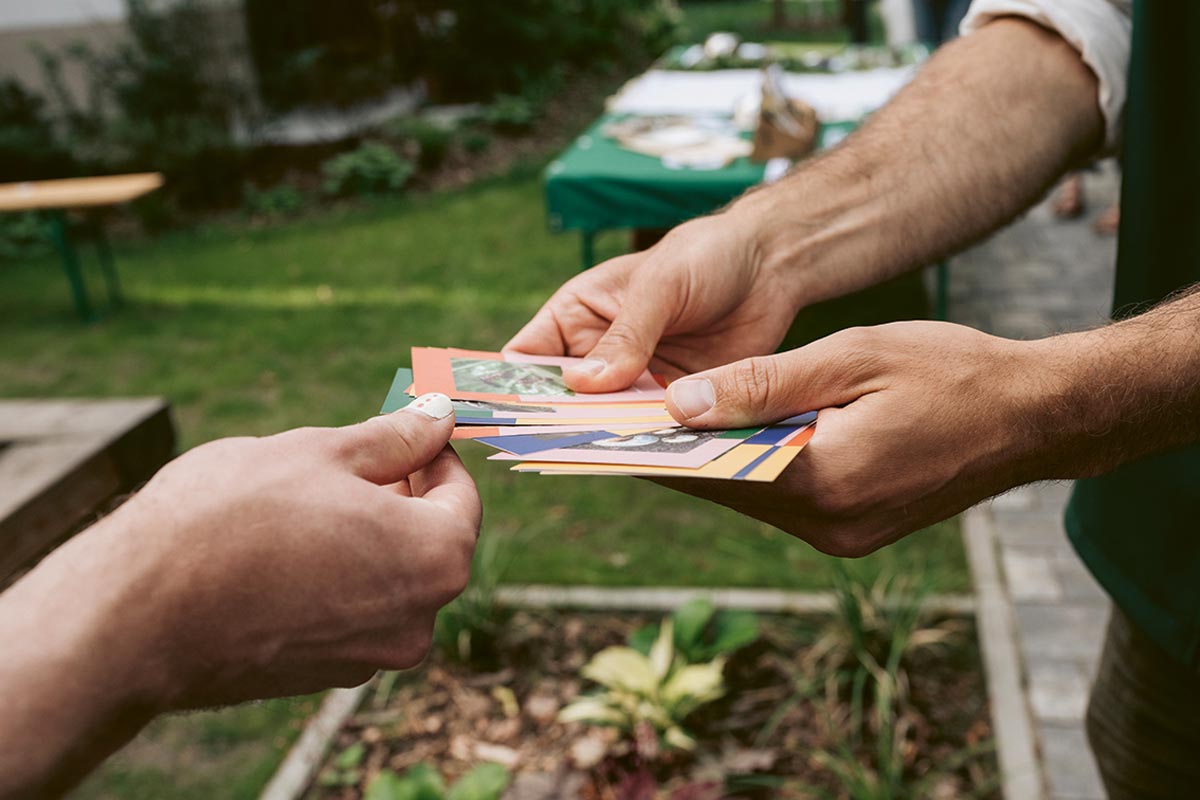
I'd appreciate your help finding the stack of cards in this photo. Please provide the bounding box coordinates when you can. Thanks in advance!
[381,348,816,482]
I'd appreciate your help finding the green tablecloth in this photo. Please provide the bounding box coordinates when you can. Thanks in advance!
[544,113,856,234]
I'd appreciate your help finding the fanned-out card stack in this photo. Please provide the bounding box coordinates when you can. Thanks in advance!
[380,348,816,482]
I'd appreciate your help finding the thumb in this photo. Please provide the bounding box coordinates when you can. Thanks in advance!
[335,393,456,484]
[666,347,863,429]
[563,284,674,394]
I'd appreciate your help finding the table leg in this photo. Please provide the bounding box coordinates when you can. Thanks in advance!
[935,261,950,321]
[580,231,596,271]
[46,211,94,322]
[93,222,123,307]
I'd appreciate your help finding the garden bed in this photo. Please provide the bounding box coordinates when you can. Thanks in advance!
[306,602,996,800]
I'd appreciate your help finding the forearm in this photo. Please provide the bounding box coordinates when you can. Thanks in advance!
[1024,286,1200,480]
[0,512,168,796]
[732,18,1105,309]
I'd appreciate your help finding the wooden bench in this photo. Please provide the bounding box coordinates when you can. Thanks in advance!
[0,173,164,321]
[0,398,175,586]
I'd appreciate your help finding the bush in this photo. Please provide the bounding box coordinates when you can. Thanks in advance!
[460,128,493,156]
[0,79,78,181]
[31,0,252,210]
[0,213,50,263]
[384,116,453,170]
[243,183,307,219]
[481,94,538,135]
[321,142,414,197]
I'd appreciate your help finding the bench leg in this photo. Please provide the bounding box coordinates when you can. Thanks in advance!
[580,227,595,272]
[47,211,94,322]
[93,224,123,307]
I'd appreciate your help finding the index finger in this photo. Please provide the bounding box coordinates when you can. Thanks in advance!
[504,304,568,356]
[408,445,483,534]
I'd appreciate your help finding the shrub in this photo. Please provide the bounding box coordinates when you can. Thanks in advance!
[385,116,453,170]
[481,94,538,135]
[364,763,509,800]
[560,618,728,754]
[0,213,50,262]
[628,597,759,664]
[321,142,414,197]
[0,78,78,181]
[242,183,307,219]
[460,128,493,156]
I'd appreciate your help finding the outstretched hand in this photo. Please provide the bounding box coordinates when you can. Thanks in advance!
[505,211,802,391]
[655,321,1055,555]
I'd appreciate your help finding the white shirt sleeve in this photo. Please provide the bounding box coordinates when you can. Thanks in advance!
[959,0,1133,151]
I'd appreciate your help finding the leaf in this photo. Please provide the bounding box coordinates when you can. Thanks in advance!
[628,623,658,656]
[706,610,759,659]
[671,598,715,660]
[558,697,627,726]
[582,647,659,694]
[365,770,418,800]
[448,763,511,800]
[661,658,726,711]
[663,726,697,751]
[649,619,675,681]
[335,742,366,770]
[403,763,448,800]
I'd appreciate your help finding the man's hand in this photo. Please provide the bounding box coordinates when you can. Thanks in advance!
[508,19,1103,395]
[656,322,1053,556]
[0,394,481,795]
[505,212,802,392]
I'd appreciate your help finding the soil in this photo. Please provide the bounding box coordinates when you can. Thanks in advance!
[306,610,997,800]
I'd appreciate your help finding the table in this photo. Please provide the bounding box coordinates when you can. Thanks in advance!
[0,173,164,321]
[543,48,950,318]
[0,398,175,586]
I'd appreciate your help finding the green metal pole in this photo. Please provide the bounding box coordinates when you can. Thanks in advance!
[92,219,123,307]
[46,211,94,322]
[580,230,596,271]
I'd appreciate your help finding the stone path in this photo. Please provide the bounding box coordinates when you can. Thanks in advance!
[949,163,1120,800]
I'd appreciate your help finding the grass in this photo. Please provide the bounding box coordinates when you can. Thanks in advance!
[9,8,958,797]
[1,170,965,592]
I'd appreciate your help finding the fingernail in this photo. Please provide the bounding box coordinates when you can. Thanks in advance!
[670,378,715,419]
[568,358,606,377]
[402,393,453,420]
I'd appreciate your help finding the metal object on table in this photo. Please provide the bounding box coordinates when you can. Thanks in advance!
[0,398,176,586]
[0,173,164,321]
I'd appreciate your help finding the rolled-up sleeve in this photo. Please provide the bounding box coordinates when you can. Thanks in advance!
[960,0,1132,151]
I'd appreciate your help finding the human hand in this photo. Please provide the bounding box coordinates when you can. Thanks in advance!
[73,394,481,710]
[506,210,803,391]
[655,322,1057,556]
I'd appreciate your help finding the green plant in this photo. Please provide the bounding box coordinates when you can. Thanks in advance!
[242,183,307,220]
[629,597,759,664]
[321,142,414,197]
[385,117,454,170]
[364,762,509,800]
[807,564,956,677]
[560,619,726,752]
[460,128,493,156]
[481,94,538,135]
[0,213,50,262]
[317,742,366,788]
[0,78,78,181]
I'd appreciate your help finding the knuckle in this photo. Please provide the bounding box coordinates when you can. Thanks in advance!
[816,531,875,559]
[380,629,435,671]
[728,356,778,412]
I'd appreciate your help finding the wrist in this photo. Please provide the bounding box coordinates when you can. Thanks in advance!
[726,151,888,312]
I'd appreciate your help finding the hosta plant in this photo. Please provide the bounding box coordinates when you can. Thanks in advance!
[559,619,726,752]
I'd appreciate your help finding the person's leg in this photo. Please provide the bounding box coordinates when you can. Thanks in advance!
[942,0,973,43]
[1085,607,1200,800]
[1053,172,1087,218]
[911,0,940,45]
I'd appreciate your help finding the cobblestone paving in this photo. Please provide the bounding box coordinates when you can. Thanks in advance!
[949,163,1120,800]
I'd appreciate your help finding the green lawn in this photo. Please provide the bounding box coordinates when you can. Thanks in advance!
[1,169,964,592]
[9,12,958,796]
